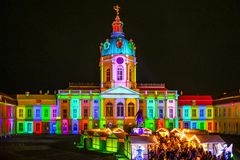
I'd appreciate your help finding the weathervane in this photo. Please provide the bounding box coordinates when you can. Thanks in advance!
[113,4,120,16]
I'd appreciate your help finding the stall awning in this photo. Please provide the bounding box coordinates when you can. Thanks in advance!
[130,136,158,144]
[196,135,225,144]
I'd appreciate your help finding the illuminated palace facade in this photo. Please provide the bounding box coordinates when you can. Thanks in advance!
[1,7,240,136]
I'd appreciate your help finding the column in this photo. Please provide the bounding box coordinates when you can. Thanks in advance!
[99,98,105,128]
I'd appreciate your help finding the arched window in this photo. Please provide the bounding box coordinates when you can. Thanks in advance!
[106,102,113,117]
[128,102,134,116]
[117,67,123,80]
[129,69,132,81]
[117,102,124,117]
[106,68,110,82]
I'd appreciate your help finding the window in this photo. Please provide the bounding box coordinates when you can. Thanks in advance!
[129,69,132,81]
[52,109,57,118]
[178,109,181,118]
[192,122,197,129]
[159,100,164,104]
[117,102,124,117]
[223,108,226,117]
[36,109,40,118]
[63,109,67,118]
[169,109,173,118]
[184,122,189,129]
[184,109,189,117]
[63,122,67,131]
[27,109,32,118]
[149,100,153,103]
[169,100,173,103]
[192,109,196,117]
[73,123,78,131]
[27,123,32,132]
[215,109,218,117]
[148,108,153,119]
[94,100,98,103]
[19,109,23,118]
[215,122,217,131]
[159,108,163,118]
[73,109,77,119]
[106,103,113,117]
[228,108,231,117]
[200,109,204,118]
[44,109,48,117]
[128,103,134,116]
[62,100,67,103]
[106,68,110,81]
[19,123,23,132]
[117,67,123,80]
[169,122,174,129]
[94,108,99,119]
[207,109,212,117]
[200,122,204,130]
[208,122,212,130]
[83,100,88,103]
[84,109,88,118]
[36,123,40,131]
[236,107,239,117]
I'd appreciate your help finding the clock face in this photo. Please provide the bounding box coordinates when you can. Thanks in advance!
[116,57,124,64]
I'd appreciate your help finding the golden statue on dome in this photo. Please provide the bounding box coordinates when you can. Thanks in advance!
[113,5,120,16]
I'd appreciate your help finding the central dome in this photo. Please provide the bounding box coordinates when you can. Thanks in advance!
[101,37,135,56]
[100,7,136,57]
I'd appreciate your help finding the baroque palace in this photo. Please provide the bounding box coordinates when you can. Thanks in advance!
[1,6,240,136]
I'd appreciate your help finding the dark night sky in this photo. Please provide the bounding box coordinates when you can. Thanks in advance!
[1,0,240,95]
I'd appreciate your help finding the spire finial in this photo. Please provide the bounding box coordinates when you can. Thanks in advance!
[113,5,120,17]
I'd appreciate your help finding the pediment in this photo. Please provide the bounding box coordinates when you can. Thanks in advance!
[101,86,139,95]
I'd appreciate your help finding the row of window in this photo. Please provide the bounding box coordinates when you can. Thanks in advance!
[179,109,212,118]
[18,109,56,118]
[106,67,133,82]
[215,107,239,117]
[106,102,135,117]
[63,100,99,104]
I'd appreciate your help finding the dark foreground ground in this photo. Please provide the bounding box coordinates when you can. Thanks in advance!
[0,134,117,160]
[0,134,239,160]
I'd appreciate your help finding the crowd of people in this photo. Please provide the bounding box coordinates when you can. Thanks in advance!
[147,132,234,160]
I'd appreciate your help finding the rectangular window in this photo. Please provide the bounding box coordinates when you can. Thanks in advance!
[44,109,48,117]
[149,100,153,103]
[192,109,196,117]
[223,108,226,117]
[184,122,189,129]
[200,122,204,130]
[184,109,189,117]
[94,108,99,119]
[178,109,181,118]
[169,100,173,103]
[215,109,218,117]
[192,122,197,129]
[83,100,88,103]
[27,123,32,132]
[228,108,231,117]
[19,123,23,132]
[63,109,67,118]
[84,109,88,118]
[73,109,77,119]
[236,107,238,117]
[200,109,204,117]
[207,109,212,117]
[208,122,212,130]
[19,109,23,118]
[36,109,40,118]
[158,100,164,104]
[52,109,57,118]
[94,100,98,103]
[159,109,163,118]
[36,123,40,131]
[169,109,173,118]
[27,109,32,118]
[215,122,217,131]
[62,100,67,103]
[148,108,153,119]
